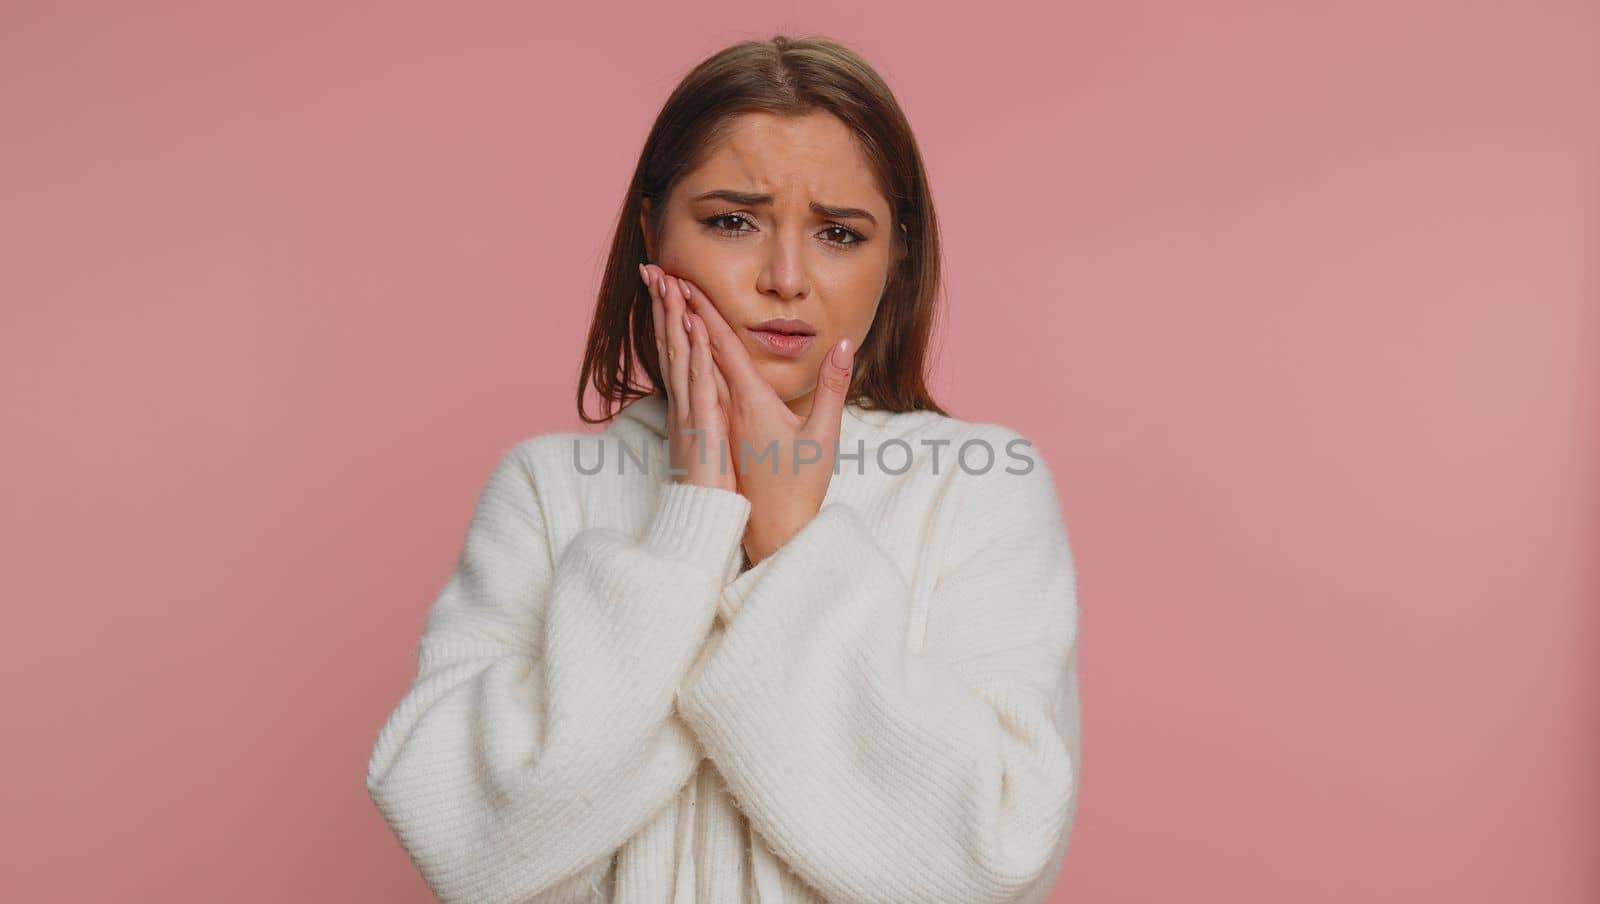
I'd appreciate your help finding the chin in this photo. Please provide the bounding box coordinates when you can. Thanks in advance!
[752,364,812,400]
[760,376,800,401]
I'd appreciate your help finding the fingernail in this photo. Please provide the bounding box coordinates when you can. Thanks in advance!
[677,278,692,300]
[656,275,666,296]
[683,312,693,333]
[831,337,853,368]
[638,263,648,286]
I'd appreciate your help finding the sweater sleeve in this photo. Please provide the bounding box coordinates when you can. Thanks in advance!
[675,434,1082,904]
[365,440,752,903]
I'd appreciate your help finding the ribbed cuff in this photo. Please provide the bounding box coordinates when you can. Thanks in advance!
[715,501,863,624]
[641,481,752,576]
[717,550,775,625]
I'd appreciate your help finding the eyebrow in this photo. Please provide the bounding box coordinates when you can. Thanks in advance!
[689,189,879,227]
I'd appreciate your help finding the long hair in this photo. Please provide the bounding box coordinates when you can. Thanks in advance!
[576,34,947,425]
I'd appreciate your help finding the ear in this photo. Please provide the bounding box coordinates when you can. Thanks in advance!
[638,198,655,262]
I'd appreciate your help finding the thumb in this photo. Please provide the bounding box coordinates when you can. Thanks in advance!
[804,336,854,438]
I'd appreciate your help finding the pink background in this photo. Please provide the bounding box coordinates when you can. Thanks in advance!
[3,2,1595,901]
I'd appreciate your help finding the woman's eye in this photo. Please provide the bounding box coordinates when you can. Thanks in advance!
[822,225,865,246]
[704,214,753,234]
[702,214,865,248]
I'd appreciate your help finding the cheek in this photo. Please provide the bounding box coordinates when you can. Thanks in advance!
[656,252,735,317]
[836,276,884,331]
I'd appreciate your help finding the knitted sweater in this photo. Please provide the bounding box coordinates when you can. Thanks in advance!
[365,393,1082,904]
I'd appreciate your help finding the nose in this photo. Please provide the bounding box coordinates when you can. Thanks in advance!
[756,234,809,301]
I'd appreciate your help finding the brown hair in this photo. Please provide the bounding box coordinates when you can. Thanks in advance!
[576,33,949,425]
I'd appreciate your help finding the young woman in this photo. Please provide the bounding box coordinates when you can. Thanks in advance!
[366,34,1082,904]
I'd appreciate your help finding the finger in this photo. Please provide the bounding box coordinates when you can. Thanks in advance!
[662,271,692,431]
[803,336,855,441]
[647,266,678,416]
[711,352,732,415]
[646,266,678,439]
[677,276,779,412]
[646,265,668,396]
[687,311,723,467]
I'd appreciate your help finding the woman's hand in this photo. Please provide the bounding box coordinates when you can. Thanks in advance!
[672,273,856,567]
[641,263,736,494]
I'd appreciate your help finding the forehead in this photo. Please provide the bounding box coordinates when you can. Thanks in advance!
[681,112,887,211]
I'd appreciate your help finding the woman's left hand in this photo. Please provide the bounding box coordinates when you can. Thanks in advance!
[668,273,856,567]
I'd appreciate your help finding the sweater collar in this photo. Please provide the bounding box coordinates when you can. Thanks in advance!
[616,392,897,446]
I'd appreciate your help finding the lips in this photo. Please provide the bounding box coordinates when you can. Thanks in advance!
[748,327,817,358]
[749,318,817,336]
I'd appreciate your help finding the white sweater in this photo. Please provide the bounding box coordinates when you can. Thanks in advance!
[365,393,1082,904]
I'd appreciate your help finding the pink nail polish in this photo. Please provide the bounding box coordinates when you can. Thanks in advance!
[678,278,691,299]
[683,312,693,333]
[656,276,665,296]
[832,337,853,368]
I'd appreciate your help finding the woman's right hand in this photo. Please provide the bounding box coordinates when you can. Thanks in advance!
[641,262,737,494]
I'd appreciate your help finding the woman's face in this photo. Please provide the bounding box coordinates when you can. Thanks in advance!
[642,111,899,419]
